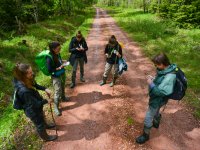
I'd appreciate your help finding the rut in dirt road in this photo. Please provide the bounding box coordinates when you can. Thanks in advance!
[42,8,200,150]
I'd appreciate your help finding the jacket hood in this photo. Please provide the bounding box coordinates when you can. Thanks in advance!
[157,64,177,75]
[13,78,29,93]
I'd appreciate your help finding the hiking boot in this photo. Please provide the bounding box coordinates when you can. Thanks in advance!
[70,82,75,88]
[38,130,57,141]
[80,77,85,82]
[62,96,70,102]
[54,99,61,116]
[110,77,117,87]
[45,123,56,129]
[100,77,107,86]
[153,114,162,129]
[136,132,149,144]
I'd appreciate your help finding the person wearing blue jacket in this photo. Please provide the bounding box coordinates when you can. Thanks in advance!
[136,53,177,144]
[46,41,69,116]
[13,63,57,141]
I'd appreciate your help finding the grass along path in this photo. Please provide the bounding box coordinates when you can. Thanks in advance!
[104,7,200,118]
[0,8,95,149]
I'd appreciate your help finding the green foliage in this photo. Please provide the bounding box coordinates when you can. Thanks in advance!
[0,0,96,32]
[148,0,200,28]
[0,7,95,149]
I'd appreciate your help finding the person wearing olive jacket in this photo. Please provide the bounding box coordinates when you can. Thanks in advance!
[13,63,57,141]
[69,31,88,88]
[136,53,176,144]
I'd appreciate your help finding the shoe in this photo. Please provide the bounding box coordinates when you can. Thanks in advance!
[110,77,117,87]
[70,83,75,88]
[62,96,70,102]
[136,132,149,144]
[45,123,56,129]
[38,130,57,141]
[100,77,107,86]
[80,77,85,82]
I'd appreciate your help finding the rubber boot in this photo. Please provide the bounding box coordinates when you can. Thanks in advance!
[80,76,85,82]
[153,114,162,129]
[45,122,56,129]
[54,99,61,116]
[62,96,70,102]
[38,129,57,141]
[100,77,107,86]
[136,126,150,144]
[110,77,117,87]
[70,75,76,88]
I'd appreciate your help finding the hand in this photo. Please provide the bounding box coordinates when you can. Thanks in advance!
[47,98,53,103]
[76,48,81,51]
[146,75,154,80]
[147,78,153,85]
[116,51,119,56]
[45,89,51,98]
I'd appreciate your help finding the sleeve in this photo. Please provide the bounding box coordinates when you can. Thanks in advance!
[22,92,48,109]
[69,38,77,53]
[150,74,176,97]
[83,39,88,51]
[119,44,122,57]
[46,57,56,74]
[34,82,46,91]
[105,45,109,54]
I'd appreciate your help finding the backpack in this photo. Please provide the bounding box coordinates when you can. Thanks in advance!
[13,89,24,110]
[168,67,187,100]
[118,57,128,75]
[35,50,53,76]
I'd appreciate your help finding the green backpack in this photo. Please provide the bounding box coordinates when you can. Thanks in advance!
[35,50,53,76]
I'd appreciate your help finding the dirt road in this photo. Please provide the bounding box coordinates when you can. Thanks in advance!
[42,8,200,150]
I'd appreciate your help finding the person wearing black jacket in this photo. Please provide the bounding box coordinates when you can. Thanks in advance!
[69,31,88,88]
[46,41,69,116]
[13,63,57,141]
[100,35,122,87]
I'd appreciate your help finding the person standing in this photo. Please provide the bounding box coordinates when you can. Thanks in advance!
[69,31,88,88]
[47,41,69,116]
[100,35,122,87]
[13,63,57,141]
[136,53,176,144]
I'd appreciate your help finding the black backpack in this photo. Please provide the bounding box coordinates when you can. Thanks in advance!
[168,67,187,100]
[13,89,24,110]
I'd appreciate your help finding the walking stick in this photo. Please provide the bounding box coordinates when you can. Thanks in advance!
[49,97,58,135]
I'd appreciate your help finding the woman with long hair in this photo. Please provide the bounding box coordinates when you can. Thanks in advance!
[13,63,57,141]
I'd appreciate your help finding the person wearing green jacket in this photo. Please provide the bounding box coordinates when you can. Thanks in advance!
[136,53,177,144]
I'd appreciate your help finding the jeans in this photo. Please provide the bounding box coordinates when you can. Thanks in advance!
[144,106,161,133]
[72,57,85,83]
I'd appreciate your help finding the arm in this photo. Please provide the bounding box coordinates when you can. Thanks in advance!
[83,39,88,51]
[150,74,176,97]
[34,82,46,91]
[46,57,56,74]
[69,38,77,53]
[117,44,122,58]
[22,92,48,109]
